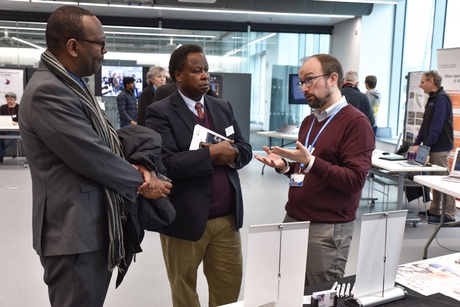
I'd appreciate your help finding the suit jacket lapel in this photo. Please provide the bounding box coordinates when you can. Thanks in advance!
[171,91,197,134]
[204,96,226,135]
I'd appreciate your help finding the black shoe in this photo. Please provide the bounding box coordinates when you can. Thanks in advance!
[0,157,3,163]
[428,215,456,224]
[418,210,439,217]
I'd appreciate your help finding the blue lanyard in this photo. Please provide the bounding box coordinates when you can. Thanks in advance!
[300,101,348,169]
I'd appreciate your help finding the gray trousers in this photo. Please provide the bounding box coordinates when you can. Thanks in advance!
[284,214,354,286]
[428,151,456,219]
[39,248,112,307]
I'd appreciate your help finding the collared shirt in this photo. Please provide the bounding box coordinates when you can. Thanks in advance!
[313,96,347,122]
[179,90,204,117]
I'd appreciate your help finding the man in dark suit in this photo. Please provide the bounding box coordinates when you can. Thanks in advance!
[19,6,171,306]
[341,71,375,129]
[145,44,252,307]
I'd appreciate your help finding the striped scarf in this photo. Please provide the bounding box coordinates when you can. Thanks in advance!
[41,50,127,272]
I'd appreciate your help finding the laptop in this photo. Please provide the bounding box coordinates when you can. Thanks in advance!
[0,115,14,126]
[442,148,460,182]
[397,145,430,167]
[276,124,297,134]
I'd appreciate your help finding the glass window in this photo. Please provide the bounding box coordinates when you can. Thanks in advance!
[397,0,435,136]
[0,20,329,147]
[444,0,460,48]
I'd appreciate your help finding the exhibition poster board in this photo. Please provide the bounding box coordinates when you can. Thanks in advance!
[0,68,24,103]
[437,48,460,157]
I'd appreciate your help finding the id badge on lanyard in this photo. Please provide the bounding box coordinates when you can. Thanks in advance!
[289,101,347,188]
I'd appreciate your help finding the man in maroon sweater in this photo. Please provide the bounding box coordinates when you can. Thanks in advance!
[255,54,374,286]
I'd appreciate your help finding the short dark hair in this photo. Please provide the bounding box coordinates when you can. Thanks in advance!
[365,75,377,88]
[123,77,135,88]
[168,44,204,83]
[46,6,95,55]
[308,54,344,90]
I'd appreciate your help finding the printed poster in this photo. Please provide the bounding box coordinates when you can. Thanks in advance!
[0,68,24,104]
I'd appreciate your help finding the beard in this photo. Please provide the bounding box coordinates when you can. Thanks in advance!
[306,83,333,109]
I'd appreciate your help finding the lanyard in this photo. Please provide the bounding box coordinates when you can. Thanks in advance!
[299,101,347,169]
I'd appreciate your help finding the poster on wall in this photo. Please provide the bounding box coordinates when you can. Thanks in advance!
[0,68,24,104]
[404,71,428,144]
[437,48,460,155]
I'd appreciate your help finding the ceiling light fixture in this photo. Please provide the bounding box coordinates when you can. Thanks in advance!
[10,36,45,50]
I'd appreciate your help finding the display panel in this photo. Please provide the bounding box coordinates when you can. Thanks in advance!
[288,74,307,105]
[97,65,144,97]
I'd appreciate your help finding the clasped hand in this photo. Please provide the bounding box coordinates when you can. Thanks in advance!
[201,140,237,166]
[134,165,172,199]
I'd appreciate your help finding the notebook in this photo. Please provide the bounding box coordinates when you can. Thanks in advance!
[276,124,297,134]
[0,115,14,126]
[397,145,430,167]
[379,154,406,161]
[442,148,460,182]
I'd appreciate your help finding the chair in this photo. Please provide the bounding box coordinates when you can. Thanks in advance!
[367,172,425,212]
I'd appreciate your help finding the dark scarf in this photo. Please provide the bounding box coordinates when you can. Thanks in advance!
[41,50,127,272]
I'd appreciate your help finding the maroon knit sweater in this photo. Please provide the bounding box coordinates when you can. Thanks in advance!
[284,104,375,223]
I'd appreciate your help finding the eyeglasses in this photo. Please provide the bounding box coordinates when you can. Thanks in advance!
[75,38,106,52]
[296,74,330,89]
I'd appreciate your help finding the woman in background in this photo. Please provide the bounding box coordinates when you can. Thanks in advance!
[137,66,166,126]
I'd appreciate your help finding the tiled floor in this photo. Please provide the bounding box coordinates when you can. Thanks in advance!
[1,154,459,306]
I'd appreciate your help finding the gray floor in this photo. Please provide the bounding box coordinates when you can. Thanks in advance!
[1,154,459,307]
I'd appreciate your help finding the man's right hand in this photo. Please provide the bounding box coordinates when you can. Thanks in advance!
[254,145,286,169]
[142,176,173,200]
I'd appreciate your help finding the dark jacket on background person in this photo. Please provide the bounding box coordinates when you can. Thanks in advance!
[414,87,453,153]
[341,84,375,127]
[117,88,137,127]
[137,85,156,126]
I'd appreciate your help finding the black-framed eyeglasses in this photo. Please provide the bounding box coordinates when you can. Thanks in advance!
[296,74,330,89]
[75,38,106,52]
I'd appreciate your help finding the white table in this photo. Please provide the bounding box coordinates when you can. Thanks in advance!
[371,152,446,211]
[0,125,26,166]
[256,131,298,174]
[413,175,460,259]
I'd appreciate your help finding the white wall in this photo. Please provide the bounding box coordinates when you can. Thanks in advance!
[331,4,395,135]
[360,4,395,132]
[331,17,362,75]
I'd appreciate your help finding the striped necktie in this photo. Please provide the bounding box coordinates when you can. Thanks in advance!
[195,102,204,119]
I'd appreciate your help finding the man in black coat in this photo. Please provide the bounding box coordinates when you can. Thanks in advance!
[341,71,375,129]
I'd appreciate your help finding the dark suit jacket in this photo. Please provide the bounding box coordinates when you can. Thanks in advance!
[145,91,252,241]
[341,85,375,127]
[137,85,155,126]
[20,62,144,257]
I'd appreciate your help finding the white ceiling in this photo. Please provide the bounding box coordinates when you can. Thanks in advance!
[0,0,401,27]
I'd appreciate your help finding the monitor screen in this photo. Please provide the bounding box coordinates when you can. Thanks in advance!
[288,74,307,105]
[97,65,144,97]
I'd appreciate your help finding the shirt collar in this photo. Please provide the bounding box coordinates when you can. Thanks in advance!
[313,96,347,122]
[178,90,204,114]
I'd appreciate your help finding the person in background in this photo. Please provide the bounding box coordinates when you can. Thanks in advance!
[137,66,166,126]
[415,70,455,224]
[18,6,170,306]
[255,54,374,286]
[117,76,137,127]
[145,44,252,307]
[364,75,381,134]
[341,71,375,130]
[0,91,20,163]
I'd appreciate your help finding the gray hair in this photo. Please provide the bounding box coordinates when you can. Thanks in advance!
[146,66,166,84]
